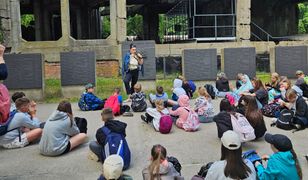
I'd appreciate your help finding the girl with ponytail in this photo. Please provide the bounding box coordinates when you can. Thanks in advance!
[142,144,183,180]
[255,133,302,180]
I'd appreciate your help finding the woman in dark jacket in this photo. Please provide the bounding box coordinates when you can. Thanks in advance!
[213,99,233,138]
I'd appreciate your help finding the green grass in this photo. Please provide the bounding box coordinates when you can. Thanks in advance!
[44,72,271,103]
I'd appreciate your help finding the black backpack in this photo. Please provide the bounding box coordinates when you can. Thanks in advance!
[167,156,182,175]
[74,117,88,134]
[204,84,215,99]
[276,109,295,130]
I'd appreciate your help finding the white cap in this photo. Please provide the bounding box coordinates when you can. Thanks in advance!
[103,155,124,180]
[221,130,241,150]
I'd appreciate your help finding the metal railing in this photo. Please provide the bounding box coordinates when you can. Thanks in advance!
[251,22,291,42]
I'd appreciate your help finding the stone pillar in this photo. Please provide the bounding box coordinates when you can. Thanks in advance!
[33,0,42,41]
[236,0,251,41]
[60,0,71,40]
[9,0,22,51]
[0,0,11,47]
[143,6,159,43]
[110,0,127,42]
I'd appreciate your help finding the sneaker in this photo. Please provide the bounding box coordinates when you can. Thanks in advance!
[141,115,148,123]
[123,112,134,117]
[88,151,99,162]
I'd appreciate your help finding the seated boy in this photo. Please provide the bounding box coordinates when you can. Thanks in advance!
[0,97,42,149]
[10,92,26,112]
[79,83,105,111]
[89,108,130,169]
[130,84,147,112]
[149,86,168,107]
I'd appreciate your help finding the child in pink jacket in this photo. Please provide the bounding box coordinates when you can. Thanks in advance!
[169,95,190,129]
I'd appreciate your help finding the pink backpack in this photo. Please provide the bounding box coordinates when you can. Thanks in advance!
[230,113,256,142]
[183,108,200,132]
[225,93,235,105]
[0,84,10,124]
[159,114,173,134]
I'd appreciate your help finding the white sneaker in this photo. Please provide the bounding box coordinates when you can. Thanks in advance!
[88,151,99,162]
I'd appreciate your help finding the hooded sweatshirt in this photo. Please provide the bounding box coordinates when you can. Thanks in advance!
[216,78,230,92]
[213,111,233,138]
[96,120,127,146]
[172,79,186,100]
[169,95,190,129]
[146,107,169,131]
[142,161,184,180]
[39,110,80,156]
[256,151,300,180]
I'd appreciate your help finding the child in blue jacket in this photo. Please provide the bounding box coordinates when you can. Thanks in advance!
[255,133,302,180]
[79,83,105,111]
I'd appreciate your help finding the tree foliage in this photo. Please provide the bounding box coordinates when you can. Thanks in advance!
[127,14,143,36]
[21,14,35,28]
[298,3,308,34]
[102,16,111,39]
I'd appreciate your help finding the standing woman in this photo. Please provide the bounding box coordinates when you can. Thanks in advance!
[0,44,8,80]
[122,44,144,95]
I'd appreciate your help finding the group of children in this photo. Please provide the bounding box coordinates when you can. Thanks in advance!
[0,42,305,179]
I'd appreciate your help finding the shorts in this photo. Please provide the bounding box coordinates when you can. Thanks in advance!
[61,142,71,155]
[2,133,29,149]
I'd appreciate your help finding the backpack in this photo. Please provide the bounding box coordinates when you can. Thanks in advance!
[188,80,196,93]
[104,94,120,115]
[0,84,10,123]
[0,110,19,137]
[204,84,215,99]
[101,127,131,170]
[276,109,295,130]
[74,117,88,134]
[191,162,214,179]
[242,150,262,164]
[230,113,256,142]
[261,103,281,118]
[78,93,90,111]
[159,114,173,134]
[183,108,200,132]
[167,156,182,175]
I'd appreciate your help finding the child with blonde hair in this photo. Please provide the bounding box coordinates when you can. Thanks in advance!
[194,87,214,123]
[141,99,169,131]
[130,83,147,112]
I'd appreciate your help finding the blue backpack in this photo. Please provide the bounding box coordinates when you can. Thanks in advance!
[0,110,19,138]
[78,93,90,111]
[188,80,196,93]
[101,127,131,170]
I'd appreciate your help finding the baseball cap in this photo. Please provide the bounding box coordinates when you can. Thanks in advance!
[221,130,241,150]
[295,70,304,76]
[103,155,124,180]
[265,133,293,152]
[85,83,94,90]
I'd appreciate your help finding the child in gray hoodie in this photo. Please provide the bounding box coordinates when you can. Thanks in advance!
[39,101,87,156]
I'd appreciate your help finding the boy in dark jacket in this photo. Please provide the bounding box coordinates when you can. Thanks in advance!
[89,108,127,163]
[81,83,105,111]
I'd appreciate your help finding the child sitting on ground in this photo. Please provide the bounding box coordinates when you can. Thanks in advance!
[142,144,183,179]
[178,75,195,98]
[149,86,168,107]
[0,98,42,149]
[89,108,131,170]
[255,133,302,180]
[141,99,169,131]
[130,83,147,112]
[194,87,215,123]
[280,89,308,129]
[98,155,132,180]
[171,78,186,101]
[169,95,190,129]
[78,83,105,111]
[39,100,87,156]
[105,88,130,116]
[10,92,25,112]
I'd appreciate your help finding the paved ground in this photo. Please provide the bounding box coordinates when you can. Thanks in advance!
[0,99,308,180]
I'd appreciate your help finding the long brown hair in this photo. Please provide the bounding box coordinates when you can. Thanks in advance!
[290,149,302,179]
[242,95,264,127]
[280,76,292,90]
[57,100,73,126]
[252,77,265,92]
[149,144,167,180]
[220,145,252,179]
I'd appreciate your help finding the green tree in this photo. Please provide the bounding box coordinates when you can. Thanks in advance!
[21,14,35,28]
[127,14,143,36]
[102,16,110,39]
[298,3,308,34]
